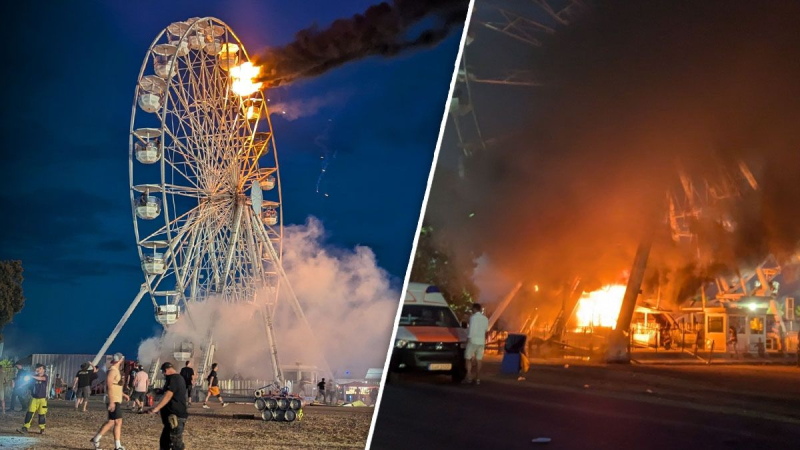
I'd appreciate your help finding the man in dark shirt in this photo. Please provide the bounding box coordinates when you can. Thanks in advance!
[179,362,195,405]
[316,378,326,403]
[18,364,48,434]
[148,362,188,450]
[73,363,96,412]
[202,363,226,408]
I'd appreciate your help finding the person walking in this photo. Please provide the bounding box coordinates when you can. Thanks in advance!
[369,387,378,407]
[147,362,188,450]
[10,362,29,412]
[202,363,227,408]
[132,365,149,412]
[465,303,489,385]
[91,353,130,450]
[727,325,739,358]
[179,361,195,406]
[73,363,97,412]
[316,378,326,403]
[53,374,65,400]
[17,363,48,435]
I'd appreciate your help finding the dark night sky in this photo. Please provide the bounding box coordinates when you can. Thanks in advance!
[0,1,462,357]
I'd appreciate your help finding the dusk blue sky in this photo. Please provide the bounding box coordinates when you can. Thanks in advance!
[0,1,463,358]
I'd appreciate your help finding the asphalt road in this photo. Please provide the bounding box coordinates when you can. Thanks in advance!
[370,361,800,450]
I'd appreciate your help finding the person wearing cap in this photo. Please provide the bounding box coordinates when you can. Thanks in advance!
[91,353,130,450]
[147,362,188,450]
[17,363,48,435]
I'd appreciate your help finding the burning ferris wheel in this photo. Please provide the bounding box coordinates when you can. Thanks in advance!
[93,17,317,382]
[130,17,282,319]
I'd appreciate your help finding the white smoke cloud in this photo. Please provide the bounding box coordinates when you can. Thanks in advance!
[473,254,516,306]
[137,216,398,381]
[269,91,351,121]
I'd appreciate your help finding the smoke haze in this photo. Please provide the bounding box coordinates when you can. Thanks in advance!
[429,0,800,307]
[138,217,398,379]
[254,0,469,86]
[269,90,351,121]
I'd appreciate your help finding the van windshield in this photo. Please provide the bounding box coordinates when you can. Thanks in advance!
[399,305,460,327]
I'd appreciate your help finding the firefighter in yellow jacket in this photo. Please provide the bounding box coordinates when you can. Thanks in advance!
[18,363,48,434]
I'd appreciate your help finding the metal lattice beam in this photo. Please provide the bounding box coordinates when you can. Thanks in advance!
[478,9,555,47]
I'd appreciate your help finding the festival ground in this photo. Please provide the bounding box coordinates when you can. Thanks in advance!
[0,398,373,449]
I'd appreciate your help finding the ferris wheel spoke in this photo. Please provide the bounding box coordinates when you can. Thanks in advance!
[165,109,204,168]
[162,183,206,198]
[162,129,204,186]
[164,156,202,191]
[138,203,199,245]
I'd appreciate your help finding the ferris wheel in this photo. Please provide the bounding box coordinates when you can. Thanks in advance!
[130,17,281,320]
[92,17,317,383]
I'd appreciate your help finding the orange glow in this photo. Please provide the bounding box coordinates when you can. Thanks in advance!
[575,284,626,329]
[230,62,262,96]
[245,105,258,120]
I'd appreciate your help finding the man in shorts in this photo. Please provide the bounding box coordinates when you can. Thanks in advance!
[465,303,489,385]
[91,353,129,450]
[132,365,149,412]
[202,363,227,408]
[147,362,188,450]
[179,361,195,405]
[73,363,96,411]
[17,363,48,434]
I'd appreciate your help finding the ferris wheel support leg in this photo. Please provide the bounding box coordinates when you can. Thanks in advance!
[92,284,149,367]
[260,305,284,385]
[220,202,245,292]
[255,222,333,377]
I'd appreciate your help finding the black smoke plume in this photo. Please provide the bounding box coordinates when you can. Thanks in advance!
[254,0,469,86]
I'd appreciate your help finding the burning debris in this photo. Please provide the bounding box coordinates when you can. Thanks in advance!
[574,285,625,329]
[429,0,800,313]
[253,0,469,86]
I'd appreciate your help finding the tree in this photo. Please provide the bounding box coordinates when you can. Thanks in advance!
[409,225,479,316]
[0,260,25,342]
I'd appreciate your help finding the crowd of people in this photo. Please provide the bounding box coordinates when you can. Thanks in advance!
[89,355,193,450]
[0,355,232,450]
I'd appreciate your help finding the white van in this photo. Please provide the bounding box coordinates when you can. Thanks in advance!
[389,282,467,382]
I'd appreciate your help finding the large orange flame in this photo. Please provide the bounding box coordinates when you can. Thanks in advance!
[575,284,626,329]
[230,62,263,96]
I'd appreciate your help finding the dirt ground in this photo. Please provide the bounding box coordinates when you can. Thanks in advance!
[0,398,373,449]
